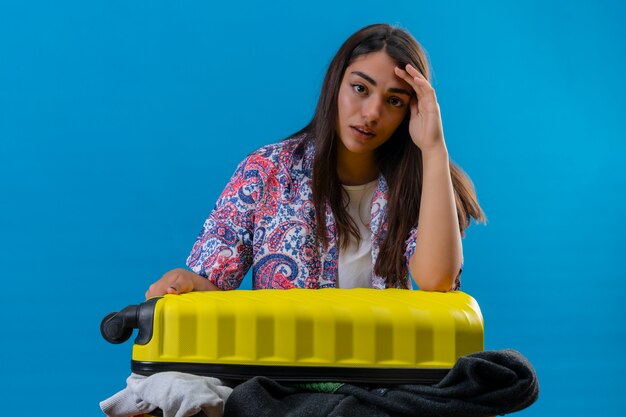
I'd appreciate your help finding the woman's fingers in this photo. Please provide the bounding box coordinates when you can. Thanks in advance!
[166,281,180,294]
[166,273,193,295]
[395,65,439,114]
[395,65,435,98]
[394,66,420,92]
[404,63,425,80]
[145,268,195,299]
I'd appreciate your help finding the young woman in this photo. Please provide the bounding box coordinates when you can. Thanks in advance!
[145,23,485,298]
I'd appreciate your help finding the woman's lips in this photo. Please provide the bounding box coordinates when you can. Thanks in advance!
[351,126,375,139]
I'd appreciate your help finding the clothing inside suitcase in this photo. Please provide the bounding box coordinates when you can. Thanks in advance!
[101,289,484,385]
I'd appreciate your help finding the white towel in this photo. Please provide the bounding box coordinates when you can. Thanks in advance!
[100,372,233,417]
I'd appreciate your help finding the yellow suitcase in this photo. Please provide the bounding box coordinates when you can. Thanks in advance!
[101,288,483,384]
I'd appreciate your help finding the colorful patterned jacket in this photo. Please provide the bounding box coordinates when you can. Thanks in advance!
[186,134,460,290]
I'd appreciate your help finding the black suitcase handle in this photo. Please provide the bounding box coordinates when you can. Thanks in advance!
[101,305,140,344]
[101,297,160,344]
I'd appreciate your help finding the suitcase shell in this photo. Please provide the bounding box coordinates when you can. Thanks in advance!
[102,288,483,384]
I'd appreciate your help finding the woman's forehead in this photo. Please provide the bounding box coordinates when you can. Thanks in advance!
[345,52,412,90]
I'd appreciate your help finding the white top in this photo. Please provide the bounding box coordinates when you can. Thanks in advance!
[337,180,378,288]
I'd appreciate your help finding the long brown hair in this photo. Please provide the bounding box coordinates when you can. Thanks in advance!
[303,24,486,288]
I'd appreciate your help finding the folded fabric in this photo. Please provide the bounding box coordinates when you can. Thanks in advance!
[223,349,539,417]
[100,372,233,417]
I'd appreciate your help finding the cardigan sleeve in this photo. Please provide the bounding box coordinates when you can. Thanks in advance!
[186,155,261,290]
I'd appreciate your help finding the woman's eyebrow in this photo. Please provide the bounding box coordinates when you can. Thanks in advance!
[351,71,413,96]
[352,71,377,85]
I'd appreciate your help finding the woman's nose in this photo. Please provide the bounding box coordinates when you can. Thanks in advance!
[361,98,381,123]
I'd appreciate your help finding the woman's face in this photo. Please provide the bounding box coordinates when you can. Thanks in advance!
[336,51,413,157]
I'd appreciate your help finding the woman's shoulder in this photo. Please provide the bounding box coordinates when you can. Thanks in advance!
[245,131,314,168]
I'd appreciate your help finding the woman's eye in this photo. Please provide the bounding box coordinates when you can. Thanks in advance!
[351,84,367,94]
[388,97,405,107]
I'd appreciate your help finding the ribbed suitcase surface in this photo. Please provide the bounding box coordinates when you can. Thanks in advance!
[102,289,483,384]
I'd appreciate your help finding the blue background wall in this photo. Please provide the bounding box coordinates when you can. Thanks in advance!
[1,0,624,415]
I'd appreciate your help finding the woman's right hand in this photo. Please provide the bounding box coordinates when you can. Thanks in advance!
[145,268,220,299]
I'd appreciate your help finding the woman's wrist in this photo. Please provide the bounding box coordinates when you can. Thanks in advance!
[419,142,449,160]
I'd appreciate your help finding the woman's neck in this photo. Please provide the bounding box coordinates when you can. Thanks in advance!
[337,148,379,186]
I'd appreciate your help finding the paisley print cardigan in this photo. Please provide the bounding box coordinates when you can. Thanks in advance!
[186,134,460,290]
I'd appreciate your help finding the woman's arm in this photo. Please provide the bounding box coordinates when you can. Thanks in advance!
[409,146,462,291]
[394,64,462,291]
